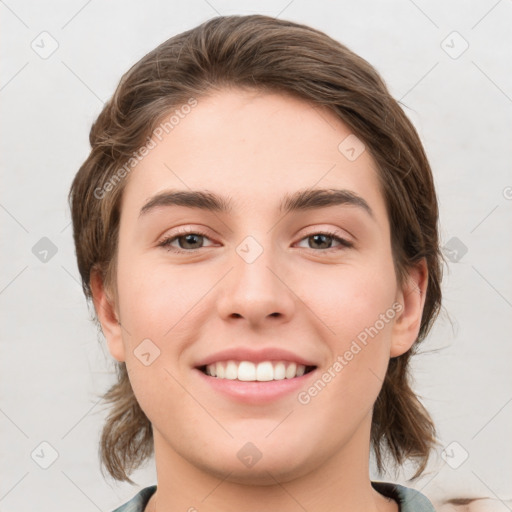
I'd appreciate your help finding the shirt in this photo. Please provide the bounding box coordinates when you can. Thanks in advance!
[111,481,435,511]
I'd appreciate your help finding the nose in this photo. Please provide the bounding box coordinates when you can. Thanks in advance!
[216,240,296,328]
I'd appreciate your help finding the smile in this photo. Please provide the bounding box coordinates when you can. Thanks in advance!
[199,360,317,381]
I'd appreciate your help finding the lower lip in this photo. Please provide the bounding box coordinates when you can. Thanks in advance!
[194,368,317,404]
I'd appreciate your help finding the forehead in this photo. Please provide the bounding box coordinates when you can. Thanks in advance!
[119,88,387,226]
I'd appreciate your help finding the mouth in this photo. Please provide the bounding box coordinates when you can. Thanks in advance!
[193,347,319,403]
[197,360,317,381]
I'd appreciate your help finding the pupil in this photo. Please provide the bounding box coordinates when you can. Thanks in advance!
[311,234,331,249]
[182,234,201,249]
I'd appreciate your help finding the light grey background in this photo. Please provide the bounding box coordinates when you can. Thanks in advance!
[1,1,511,511]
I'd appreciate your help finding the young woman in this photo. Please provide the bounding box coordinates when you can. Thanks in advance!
[69,14,443,512]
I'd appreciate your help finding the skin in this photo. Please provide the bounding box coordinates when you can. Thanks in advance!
[91,87,428,512]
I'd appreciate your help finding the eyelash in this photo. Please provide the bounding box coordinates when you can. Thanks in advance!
[157,228,353,254]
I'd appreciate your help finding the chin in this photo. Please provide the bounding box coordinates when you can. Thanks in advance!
[191,440,318,486]
[201,460,311,486]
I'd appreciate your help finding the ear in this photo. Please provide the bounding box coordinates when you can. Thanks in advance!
[390,258,428,358]
[90,269,126,362]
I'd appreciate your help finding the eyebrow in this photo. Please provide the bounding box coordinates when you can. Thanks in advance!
[139,188,375,220]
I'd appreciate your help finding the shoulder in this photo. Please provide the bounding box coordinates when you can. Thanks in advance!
[111,485,157,512]
[372,481,436,512]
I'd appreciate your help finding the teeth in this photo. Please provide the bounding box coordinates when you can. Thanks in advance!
[285,362,297,379]
[225,361,238,380]
[238,361,256,381]
[256,361,273,381]
[274,362,286,380]
[216,362,225,379]
[204,360,309,381]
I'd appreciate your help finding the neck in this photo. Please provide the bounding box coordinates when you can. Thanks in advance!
[146,414,398,512]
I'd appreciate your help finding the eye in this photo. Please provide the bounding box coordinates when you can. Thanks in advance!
[158,228,215,253]
[296,230,353,251]
[158,228,353,254]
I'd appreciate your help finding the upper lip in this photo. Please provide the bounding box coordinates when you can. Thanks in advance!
[194,347,318,368]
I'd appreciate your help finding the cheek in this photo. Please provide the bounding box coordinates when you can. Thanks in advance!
[116,255,202,341]
[116,261,193,419]
[302,262,397,401]
[302,257,397,336]
[304,316,394,423]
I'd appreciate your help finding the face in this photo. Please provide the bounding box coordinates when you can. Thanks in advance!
[95,87,426,485]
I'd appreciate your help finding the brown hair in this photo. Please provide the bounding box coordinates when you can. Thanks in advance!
[69,14,444,483]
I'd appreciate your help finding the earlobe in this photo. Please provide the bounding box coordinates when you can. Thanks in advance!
[390,259,428,358]
[90,270,126,362]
